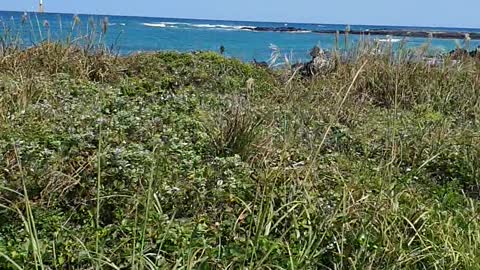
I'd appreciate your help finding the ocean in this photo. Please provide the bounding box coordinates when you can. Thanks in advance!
[1,10,479,62]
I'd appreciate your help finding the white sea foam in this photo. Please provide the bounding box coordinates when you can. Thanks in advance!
[108,23,126,26]
[288,30,312,33]
[143,21,284,32]
[159,22,192,26]
[143,23,167,28]
[142,21,252,31]
[377,38,402,43]
[191,24,253,30]
[192,24,220,28]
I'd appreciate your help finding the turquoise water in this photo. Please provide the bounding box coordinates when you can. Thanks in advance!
[1,10,479,62]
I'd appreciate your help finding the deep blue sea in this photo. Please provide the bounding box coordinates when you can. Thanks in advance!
[1,10,480,62]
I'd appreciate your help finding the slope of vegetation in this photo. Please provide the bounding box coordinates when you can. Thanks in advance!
[1,42,480,269]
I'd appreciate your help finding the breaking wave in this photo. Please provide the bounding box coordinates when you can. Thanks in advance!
[141,21,316,34]
[142,21,253,31]
[377,38,402,43]
[143,23,167,28]
[192,24,253,30]
[108,23,126,26]
[288,30,312,33]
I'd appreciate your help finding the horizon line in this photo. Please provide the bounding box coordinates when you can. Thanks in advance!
[1,9,480,31]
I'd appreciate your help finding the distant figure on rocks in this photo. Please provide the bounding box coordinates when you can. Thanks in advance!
[220,45,225,55]
[299,45,336,77]
[310,45,321,58]
[253,58,268,68]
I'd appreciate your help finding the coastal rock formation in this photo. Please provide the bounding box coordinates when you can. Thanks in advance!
[243,26,307,32]
[253,59,269,68]
[449,47,480,59]
[241,26,480,40]
[297,46,336,77]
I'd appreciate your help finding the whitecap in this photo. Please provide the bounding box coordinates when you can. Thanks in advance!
[143,23,167,28]
[192,24,235,29]
[377,38,402,43]
[192,23,218,28]
[159,22,192,26]
[190,23,254,31]
[232,25,254,29]
[141,21,255,31]
[288,30,312,33]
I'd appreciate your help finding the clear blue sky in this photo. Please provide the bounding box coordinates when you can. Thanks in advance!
[2,0,479,28]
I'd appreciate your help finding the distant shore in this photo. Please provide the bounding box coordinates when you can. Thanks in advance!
[242,26,480,40]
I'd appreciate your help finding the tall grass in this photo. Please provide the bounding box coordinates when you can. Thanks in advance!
[1,13,480,269]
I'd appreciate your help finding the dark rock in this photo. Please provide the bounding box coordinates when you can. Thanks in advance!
[241,26,480,40]
[449,48,479,59]
[450,49,468,59]
[310,46,322,58]
[242,26,308,33]
[296,46,336,78]
[470,47,479,57]
[253,59,268,68]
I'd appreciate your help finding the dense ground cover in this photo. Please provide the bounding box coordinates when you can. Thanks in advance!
[1,43,480,269]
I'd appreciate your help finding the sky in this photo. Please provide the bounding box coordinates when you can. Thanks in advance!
[1,0,479,28]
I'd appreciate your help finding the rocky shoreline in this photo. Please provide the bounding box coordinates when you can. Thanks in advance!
[241,26,480,40]
[252,45,479,79]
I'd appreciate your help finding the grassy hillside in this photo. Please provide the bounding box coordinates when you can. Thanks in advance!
[1,43,480,269]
